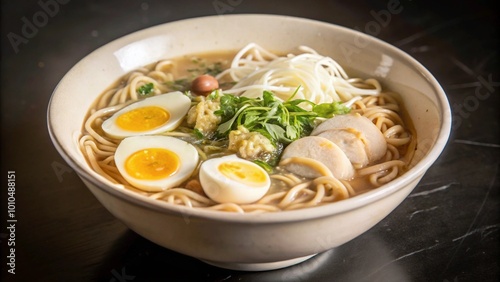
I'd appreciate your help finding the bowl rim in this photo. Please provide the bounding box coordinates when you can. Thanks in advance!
[47,14,452,223]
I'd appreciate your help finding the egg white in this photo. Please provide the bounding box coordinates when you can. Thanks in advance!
[102,91,191,138]
[199,155,271,204]
[114,135,199,192]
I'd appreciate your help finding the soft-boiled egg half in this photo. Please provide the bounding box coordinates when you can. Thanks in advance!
[199,155,271,204]
[114,135,199,192]
[102,91,191,138]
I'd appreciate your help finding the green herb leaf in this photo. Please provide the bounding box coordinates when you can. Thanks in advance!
[285,124,299,140]
[207,90,220,100]
[313,102,351,118]
[137,83,154,96]
[187,59,224,77]
[165,79,190,92]
[264,123,291,143]
[206,62,223,76]
[253,160,273,173]
[263,90,276,105]
[213,91,350,151]
[216,104,250,135]
[193,128,204,139]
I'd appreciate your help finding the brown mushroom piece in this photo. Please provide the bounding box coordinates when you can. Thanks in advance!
[191,74,219,96]
[281,136,354,180]
[311,113,387,163]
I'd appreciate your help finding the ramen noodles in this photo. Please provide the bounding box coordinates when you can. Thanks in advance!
[79,43,416,213]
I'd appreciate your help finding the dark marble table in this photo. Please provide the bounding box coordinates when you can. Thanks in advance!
[1,0,498,281]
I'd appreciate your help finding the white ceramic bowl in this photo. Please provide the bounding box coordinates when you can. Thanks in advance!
[47,14,451,271]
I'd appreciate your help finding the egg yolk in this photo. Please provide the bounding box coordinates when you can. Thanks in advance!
[116,106,170,132]
[218,161,267,186]
[125,148,180,180]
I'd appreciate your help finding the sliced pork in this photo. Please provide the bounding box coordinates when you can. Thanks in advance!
[281,136,354,180]
[311,113,387,163]
[317,128,369,167]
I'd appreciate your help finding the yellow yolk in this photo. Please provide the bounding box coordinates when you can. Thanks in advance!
[125,148,180,180]
[116,106,170,131]
[218,161,267,187]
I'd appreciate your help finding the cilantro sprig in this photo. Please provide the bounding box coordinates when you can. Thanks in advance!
[214,90,350,146]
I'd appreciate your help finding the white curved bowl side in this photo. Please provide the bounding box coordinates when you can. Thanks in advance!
[83,175,422,265]
[48,15,451,270]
